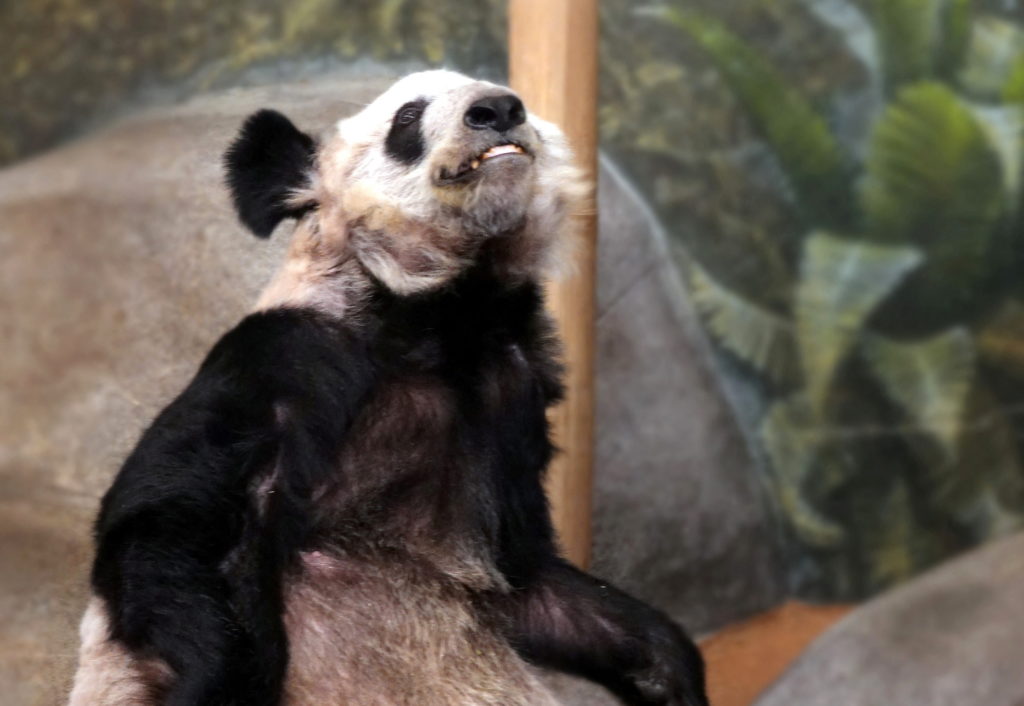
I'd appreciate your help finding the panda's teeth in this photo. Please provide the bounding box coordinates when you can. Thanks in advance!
[479,143,525,161]
[445,144,525,181]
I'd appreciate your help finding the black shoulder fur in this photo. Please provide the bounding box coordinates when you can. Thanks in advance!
[92,308,374,705]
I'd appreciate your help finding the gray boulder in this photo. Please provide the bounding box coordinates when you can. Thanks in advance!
[0,72,781,704]
[756,531,1024,706]
[591,161,785,632]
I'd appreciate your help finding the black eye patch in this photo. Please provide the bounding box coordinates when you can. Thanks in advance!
[385,99,429,165]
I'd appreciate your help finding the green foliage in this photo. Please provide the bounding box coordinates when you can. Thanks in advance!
[1004,54,1024,103]
[859,480,919,592]
[872,0,938,90]
[939,0,972,79]
[863,329,975,458]
[796,233,922,413]
[760,394,844,547]
[862,82,1006,325]
[871,0,971,92]
[654,1,1024,597]
[959,16,1024,99]
[689,263,799,385]
[658,8,851,229]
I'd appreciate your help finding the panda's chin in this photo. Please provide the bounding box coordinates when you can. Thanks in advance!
[472,154,531,190]
[461,185,530,238]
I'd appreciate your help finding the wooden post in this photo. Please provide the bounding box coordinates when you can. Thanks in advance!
[509,0,599,569]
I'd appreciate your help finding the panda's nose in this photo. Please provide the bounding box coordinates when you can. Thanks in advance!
[464,95,527,133]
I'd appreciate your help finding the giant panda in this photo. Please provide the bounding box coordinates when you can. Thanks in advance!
[68,70,707,706]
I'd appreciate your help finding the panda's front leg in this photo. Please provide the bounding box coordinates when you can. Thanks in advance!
[89,505,290,706]
[501,558,708,706]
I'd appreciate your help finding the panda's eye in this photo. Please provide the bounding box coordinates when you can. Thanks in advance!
[386,99,430,165]
[395,103,425,126]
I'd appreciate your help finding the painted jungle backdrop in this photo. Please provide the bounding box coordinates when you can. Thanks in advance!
[6,0,1024,600]
[610,0,1024,599]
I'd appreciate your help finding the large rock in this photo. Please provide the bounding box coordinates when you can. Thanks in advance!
[591,161,785,632]
[0,72,781,705]
[756,531,1024,706]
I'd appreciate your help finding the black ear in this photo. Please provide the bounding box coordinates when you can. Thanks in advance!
[224,109,317,238]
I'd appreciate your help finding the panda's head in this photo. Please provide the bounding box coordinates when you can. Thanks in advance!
[226,70,587,298]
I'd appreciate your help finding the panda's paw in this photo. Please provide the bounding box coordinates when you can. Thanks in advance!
[629,624,708,706]
[635,676,708,706]
[631,667,707,706]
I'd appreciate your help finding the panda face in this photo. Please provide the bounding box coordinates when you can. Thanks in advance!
[394,74,536,194]
[334,71,541,224]
[314,70,587,294]
[227,70,587,302]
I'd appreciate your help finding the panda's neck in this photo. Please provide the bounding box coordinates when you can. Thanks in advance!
[255,253,370,318]
[366,263,545,345]
[254,235,547,329]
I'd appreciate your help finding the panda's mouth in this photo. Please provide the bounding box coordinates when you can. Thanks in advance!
[437,142,531,184]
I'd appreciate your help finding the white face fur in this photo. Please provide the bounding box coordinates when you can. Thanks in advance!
[282,70,588,300]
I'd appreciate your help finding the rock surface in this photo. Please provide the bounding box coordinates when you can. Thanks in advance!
[756,531,1024,706]
[591,162,785,631]
[0,73,781,704]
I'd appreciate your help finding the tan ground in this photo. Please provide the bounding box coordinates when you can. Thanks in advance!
[701,601,852,706]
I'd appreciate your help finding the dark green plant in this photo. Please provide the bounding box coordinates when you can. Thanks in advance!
[656,0,1024,597]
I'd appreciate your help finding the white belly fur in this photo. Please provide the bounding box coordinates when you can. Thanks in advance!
[282,551,561,706]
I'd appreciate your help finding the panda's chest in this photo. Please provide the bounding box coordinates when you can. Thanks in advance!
[339,324,546,466]
[385,325,541,420]
[314,336,545,552]
[380,297,540,394]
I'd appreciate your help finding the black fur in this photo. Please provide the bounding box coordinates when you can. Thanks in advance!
[224,110,316,238]
[503,559,707,706]
[92,309,374,705]
[384,99,429,165]
[91,259,707,705]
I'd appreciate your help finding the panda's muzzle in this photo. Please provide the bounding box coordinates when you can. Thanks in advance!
[436,141,532,185]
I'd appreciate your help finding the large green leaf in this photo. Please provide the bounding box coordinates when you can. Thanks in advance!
[871,0,973,92]
[796,232,922,412]
[760,395,844,547]
[863,328,975,459]
[862,82,1006,327]
[689,264,798,385]
[656,8,850,229]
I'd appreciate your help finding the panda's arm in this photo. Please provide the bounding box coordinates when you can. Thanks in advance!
[490,358,707,705]
[90,310,374,706]
[501,558,708,706]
